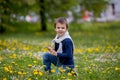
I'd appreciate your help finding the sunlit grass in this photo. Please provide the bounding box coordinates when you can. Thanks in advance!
[0,21,120,80]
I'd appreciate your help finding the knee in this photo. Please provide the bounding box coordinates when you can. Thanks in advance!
[43,52,50,60]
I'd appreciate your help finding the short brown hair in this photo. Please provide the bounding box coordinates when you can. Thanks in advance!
[54,17,68,29]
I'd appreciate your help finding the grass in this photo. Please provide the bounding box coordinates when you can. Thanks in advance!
[0,21,120,80]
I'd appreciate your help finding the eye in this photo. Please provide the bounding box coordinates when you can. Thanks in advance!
[62,27,65,29]
[56,27,60,29]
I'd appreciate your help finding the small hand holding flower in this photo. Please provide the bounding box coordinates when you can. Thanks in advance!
[47,46,57,56]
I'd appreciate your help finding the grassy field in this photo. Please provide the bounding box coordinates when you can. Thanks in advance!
[0,21,120,80]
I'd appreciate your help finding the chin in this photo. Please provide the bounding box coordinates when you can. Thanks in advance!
[58,34,63,37]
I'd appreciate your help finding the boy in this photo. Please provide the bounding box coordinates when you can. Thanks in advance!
[43,17,76,75]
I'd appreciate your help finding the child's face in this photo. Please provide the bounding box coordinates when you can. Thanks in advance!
[55,22,67,37]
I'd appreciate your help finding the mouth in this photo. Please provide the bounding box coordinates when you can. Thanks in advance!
[58,32,63,34]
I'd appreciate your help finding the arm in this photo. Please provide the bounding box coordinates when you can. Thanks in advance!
[57,39,73,58]
[47,46,57,56]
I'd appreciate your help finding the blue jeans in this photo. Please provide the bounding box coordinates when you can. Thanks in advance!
[43,52,61,71]
[43,52,74,72]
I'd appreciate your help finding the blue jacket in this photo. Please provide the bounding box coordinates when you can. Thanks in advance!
[55,38,74,68]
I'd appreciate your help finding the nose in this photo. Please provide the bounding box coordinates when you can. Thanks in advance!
[59,28,62,30]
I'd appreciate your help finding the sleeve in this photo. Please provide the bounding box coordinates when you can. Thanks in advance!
[57,39,73,58]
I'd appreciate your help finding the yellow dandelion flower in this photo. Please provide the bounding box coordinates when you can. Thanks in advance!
[0,47,2,50]
[23,72,27,75]
[23,47,29,50]
[68,78,72,80]
[34,71,38,75]
[0,56,3,61]
[3,78,7,80]
[51,69,55,73]
[39,72,43,76]
[95,48,100,52]
[68,72,72,76]
[33,60,37,64]
[66,67,71,70]
[75,65,79,68]
[28,78,31,80]
[28,52,32,56]
[84,67,88,71]
[11,48,16,50]
[4,67,9,72]
[15,63,18,66]
[9,70,13,73]
[58,67,62,71]
[58,67,65,72]
[13,54,17,58]
[71,71,75,74]
[61,76,66,79]
[41,48,48,52]
[90,64,95,67]
[115,67,120,71]
[33,69,38,75]
[11,62,15,64]
[87,48,93,53]
[18,71,22,75]
[28,64,32,68]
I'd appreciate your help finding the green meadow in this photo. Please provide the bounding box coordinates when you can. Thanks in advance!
[0,21,120,80]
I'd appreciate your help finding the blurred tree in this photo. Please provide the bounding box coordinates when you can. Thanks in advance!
[0,0,77,32]
[0,0,109,33]
[39,0,46,31]
[79,0,108,17]
[37,0,77,31]
[0,0,33,34]
[37,0,108,31]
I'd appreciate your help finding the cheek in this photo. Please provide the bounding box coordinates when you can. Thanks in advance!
[63,29,67,31]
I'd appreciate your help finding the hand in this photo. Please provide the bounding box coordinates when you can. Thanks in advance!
[47,47,57,56]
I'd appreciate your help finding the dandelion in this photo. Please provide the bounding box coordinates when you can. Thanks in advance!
[18,71,22,75]
[66,67,71,70]
[28,64,32,68]
[68,72,72,76]
[28,78,31,80]
[11,62,15,64]
[23,47,29,50]
[51,69,55,73]
[28,52,32,56]
[71,71,75,74]
[4,67,9,72]
[41,47,48,52]
[115,67,120,71]
[84,67,88,71]
[23,72,27,75]
[33,69,38,75]
[0,56,3,61]
[3,78,7,80]
[9,70,13,74]
[68,78,72,80]
[87,48,93,53]
[39,72,43,76]
[0,47,2,50]
[75,65,79,68]
[58,67,65,72]
[95,48,100,52]
[33,60,37,64]
[11,48,16,50]
[13,54,17,58]
[61,76,66,79]
[90,63,95,67]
